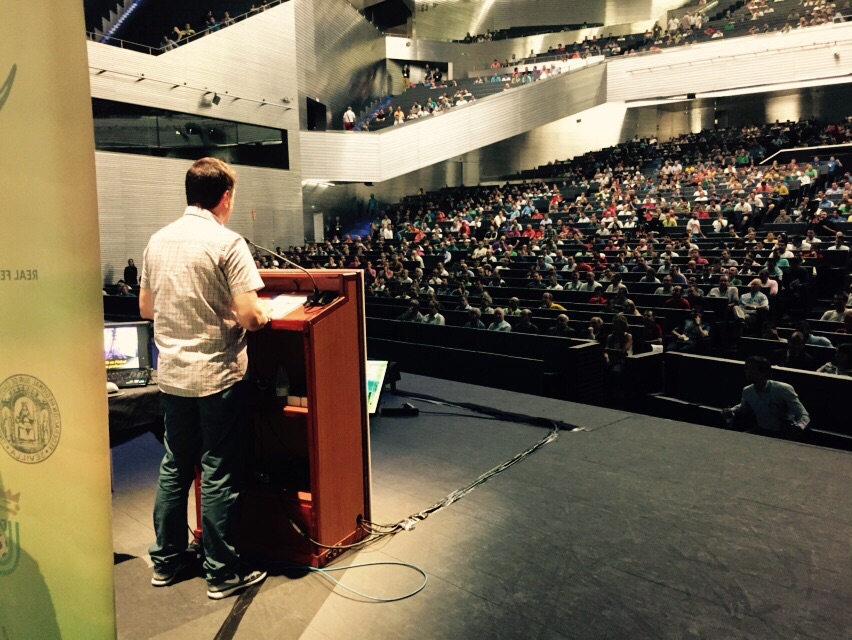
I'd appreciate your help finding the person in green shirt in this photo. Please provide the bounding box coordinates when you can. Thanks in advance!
[728,267,743,286]
[805,164,819,183]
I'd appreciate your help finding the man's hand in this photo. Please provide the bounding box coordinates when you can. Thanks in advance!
[232,291,270,331]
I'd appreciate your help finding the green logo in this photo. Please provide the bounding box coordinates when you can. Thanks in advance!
[0,65,17,112]
[0,375,61,464]
[0,490,21,575]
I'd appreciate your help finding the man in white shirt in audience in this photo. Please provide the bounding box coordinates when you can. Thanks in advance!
[708,274,739,306]
[487,307,512,332]
[827,231,849,251]
[820,292,849,322]
[423,301,445,325]
[739,279,770,330]
[722,356,809,438]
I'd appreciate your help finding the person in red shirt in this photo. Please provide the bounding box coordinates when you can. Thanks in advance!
[521,224,537,238]
[574,257,593,273]
[663,285,691,309]
[641,310,663,349]
[690,249,708,265]
[589,285,607,305]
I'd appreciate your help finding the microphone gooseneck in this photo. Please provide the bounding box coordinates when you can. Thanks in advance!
[244,237,328,307]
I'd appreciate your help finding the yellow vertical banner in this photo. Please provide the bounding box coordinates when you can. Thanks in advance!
[0,1,116,639]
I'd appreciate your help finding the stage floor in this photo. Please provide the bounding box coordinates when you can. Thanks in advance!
[112,374,852,639]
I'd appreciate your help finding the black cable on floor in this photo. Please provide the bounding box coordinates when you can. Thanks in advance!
[213,581,263,640]
[291,390,583,547]
[209,389,586,617]
[393,390,584,434]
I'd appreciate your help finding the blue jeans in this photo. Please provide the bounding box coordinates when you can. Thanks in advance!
[149,381,249,585]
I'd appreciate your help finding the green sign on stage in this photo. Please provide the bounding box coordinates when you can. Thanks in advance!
[0,2,116,638]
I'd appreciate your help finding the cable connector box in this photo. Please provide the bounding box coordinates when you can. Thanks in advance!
[381,403,419,417]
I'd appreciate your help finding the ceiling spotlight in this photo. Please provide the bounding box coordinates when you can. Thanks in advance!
[212,93,221,105]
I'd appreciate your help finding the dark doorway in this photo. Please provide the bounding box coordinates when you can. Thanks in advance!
[307,98,327,131]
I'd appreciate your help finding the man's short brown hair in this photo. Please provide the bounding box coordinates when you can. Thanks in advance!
[185,157,237,210]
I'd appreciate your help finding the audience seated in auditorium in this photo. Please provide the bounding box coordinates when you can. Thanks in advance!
[222,115,852,428]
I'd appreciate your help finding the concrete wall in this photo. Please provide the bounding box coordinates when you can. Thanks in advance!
[87,3,305,280]
[411,0,689,42]
[607,22,852,102]
[294,0,390,130]
[97,152,303,284]
[300,60,607,182]
[628,82,852,140]
[467,102,632,181]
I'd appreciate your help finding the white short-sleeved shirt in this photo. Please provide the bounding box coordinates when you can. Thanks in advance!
[733,380,810,432]
[141,206,264,397]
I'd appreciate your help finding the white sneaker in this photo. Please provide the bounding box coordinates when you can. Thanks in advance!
[206,569,267,600]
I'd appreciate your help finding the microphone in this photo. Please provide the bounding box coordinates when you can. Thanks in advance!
[244,238,334,308]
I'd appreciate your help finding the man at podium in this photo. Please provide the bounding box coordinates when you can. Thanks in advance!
[140,157,270,599]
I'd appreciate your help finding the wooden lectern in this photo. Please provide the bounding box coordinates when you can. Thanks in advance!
[238,269,371,567]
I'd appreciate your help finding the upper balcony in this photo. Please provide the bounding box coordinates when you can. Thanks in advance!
[302,22,852,182]
[300,59,607,182]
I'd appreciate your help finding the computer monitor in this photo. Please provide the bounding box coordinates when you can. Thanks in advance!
[365,360,388,414]
[104,321,152,372]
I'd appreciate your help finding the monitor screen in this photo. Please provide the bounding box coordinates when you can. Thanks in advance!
[104,322,152,371]
[365,360,388,414]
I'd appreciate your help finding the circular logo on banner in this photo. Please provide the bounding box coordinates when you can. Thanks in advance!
[0,375,61,464]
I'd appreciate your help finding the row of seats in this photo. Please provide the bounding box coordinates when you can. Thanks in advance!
[366,317,604,402]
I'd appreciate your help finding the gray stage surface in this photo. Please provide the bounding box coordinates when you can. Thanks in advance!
[112,374,852,639]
